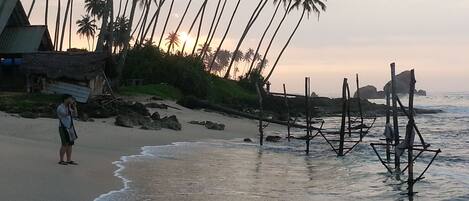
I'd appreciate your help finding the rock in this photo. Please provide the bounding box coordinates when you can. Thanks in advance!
[151,112,161,120]
[243,138,253,142]
[205,121,225,130]
[115,115,136,128]
[145,103,168,109]
[19,111,38,119]
[188,120,206,125]
[354,85,384,99]
[383,70,427,96]
[416,90,427,96]
[161,115,182,130]
[265,135,282,142]
[151,96,163,101]
[141,121,162,130]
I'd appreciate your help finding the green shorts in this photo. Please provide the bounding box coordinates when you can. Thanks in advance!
[59,126,75,146]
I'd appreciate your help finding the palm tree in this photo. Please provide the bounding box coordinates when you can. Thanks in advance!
[135,0,152,46]
[27,0,36,19]
[212,49,231,74]
[264,0,326,83]
[116,0,139,85]
[191,1,207,56]
[165,31,180,53]
[158,0,175,49]
[166,0,192,53]
[147,0,166,44]
[247,0,282,76]
[69,0,74,50]
[113,16,130,53]
[76,15,97,50]
[208,0,241,73]
[85,0,107,19]
[199,0,221,58]
[242,48,254,74]
[59,0,71,51]
[232,50,244,78]
[201,0,227,60]
[180,0,207,54]
[53,0,61,50]
[256,0,292,74]
[223,0,267,79]
[45,0,49,25]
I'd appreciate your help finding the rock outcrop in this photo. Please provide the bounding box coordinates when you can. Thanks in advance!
[354,85,385,99]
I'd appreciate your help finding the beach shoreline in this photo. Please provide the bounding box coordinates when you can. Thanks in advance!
[0,100,282,201]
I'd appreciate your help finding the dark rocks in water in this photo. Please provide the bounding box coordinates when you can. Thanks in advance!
[265,136,282,142]
[161,115,182,130]
[243,138,253,142]
[145,103,168,109]
[354,85,385,99]
[151,112,161,120]
[19,111,38,119]
[417,90,427,96]
[205,121,225,130]
[188,120,206,125]
[141,121,162,130]
[383,70,427,96]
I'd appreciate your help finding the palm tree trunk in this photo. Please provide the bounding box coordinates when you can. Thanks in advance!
[96,0,110,52]
[208,0,241,72]
[136,0,152,46]
[130,3,148,39]
[264,7,305,83]
[191,1,207,56]
[148,0,165,44]
[223,0,266,79]
[122,0,130,17]
[69,0,73,50]
[202,0,227,60]
[116,0,138,86]
[199,0,221,58]
[180,0,206,53]
[27,0,36,19]
[108,0,114,53]
[54,0,61,50]
[158,0,175,49]
[45,0,49,25]
[116,0,123,19]
[257,0,291,74]
[59,0,71,51]
[247,0,280,76]
[167,0,192,52]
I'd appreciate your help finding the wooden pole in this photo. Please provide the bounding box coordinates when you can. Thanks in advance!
[339,78,348,156]
[256,83,264,146]
[305,77,311,154]
[356,74,364,140]
[346,81,352,137]
[283,84,291,141]
[391,63,401,177]
[407,69,416,195]
[385,89,391,162]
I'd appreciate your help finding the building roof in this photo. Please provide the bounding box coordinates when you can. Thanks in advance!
[0,26,53,54]
[0,0,29,33]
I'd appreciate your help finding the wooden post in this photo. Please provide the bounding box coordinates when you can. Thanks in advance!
[385,89,391,162]
[346,81,352,137]
[305,77,311,154]
[256,83,264,146]
[339,78,348,156]
[391,63,401,177]
[283,84,291,141]
[407,69,416,195]
[356,74,364,140]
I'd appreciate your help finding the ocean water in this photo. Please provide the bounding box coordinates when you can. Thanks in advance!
[95,92,469,201]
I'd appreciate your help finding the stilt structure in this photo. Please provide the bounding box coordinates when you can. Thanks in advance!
[370,63,441,196]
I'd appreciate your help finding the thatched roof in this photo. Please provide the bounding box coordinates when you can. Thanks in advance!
[22,52,108,81]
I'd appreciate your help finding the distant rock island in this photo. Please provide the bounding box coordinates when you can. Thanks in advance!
[354,70,427,99]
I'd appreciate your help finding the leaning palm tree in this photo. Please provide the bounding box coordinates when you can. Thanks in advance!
[208,0,241,73]
[165,31,181,54]
[264,0,326,83]
[199,0,222,58]
[247,0,282,76]
[147,0,166,44]
[113,16,130,53]
[180,0,207,54]
[27,0,36,19]
[85,0,107,19]
[223,0,267,79]
[190,0,207,56]
[242,48,254,74]
[76,15,97,50]
[201,0,227,60]
[116,0,139,85]
[158,0,175,49]
[53,0,61,50]
[59,0,71,51]
[166,0,192,53]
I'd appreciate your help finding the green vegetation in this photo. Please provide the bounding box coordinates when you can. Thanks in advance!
[0,93,61,112]
[119,84,183,100]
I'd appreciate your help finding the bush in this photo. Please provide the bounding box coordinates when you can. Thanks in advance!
[118,83,183,100]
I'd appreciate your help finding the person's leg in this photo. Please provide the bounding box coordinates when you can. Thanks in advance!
[66,145,72,162]
[59,145,66,162]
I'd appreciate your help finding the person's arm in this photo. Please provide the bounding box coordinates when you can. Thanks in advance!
[69,102,78,117]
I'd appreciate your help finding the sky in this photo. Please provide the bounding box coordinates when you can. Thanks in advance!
[23,0,469,96]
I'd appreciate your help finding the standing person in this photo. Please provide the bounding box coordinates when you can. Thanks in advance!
[57,94,79,165]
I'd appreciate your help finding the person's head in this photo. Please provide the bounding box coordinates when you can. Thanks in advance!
[62,94,75,105]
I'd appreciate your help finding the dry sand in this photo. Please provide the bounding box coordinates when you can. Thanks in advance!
[0,100,282,201]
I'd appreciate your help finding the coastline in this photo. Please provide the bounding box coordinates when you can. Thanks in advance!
[0,100,283,201]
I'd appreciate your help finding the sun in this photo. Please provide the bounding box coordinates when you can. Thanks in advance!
[179,32,193,44]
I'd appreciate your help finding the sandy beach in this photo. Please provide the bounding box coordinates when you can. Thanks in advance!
[0,100,281,201]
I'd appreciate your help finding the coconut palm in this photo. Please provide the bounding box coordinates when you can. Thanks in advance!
[53,0,61,50]
[165,0,192,53]
[59,0,71,51]
[180,0,207,54]
[208,0,241,73]
[199,0,221,58]
[264,0,326,83]
[85,0,107,19]
[158,0,175,48]
[201,0,227,60]
[212,49,231,74]
[135,0,153,46]
[45,0,49,25]
[223,0,267,79]
[191,0,207,56]
[247,0,282,76]
[113,17,130,52]
[76,15,97,50]
[165,31,180,53]
[116,0,139,85]
[69,0,74,49]
[232,50,244,78]
[242,48,254,74]
[144,0,165,44]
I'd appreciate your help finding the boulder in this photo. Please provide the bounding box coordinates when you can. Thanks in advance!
[383,70,427,96]
[417,90,427,96]
[151,112,161,120]
[265,135,282,142]
[354,85,384,99]
[141,121,162,130]
[161,115,182,130]
[205,121,225,130]
[145,103,168,109]
[188,120,206,125]
[115,115,136,128]
[243,138,253,142]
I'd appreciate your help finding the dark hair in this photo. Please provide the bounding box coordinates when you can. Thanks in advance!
[62,94,74,102]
